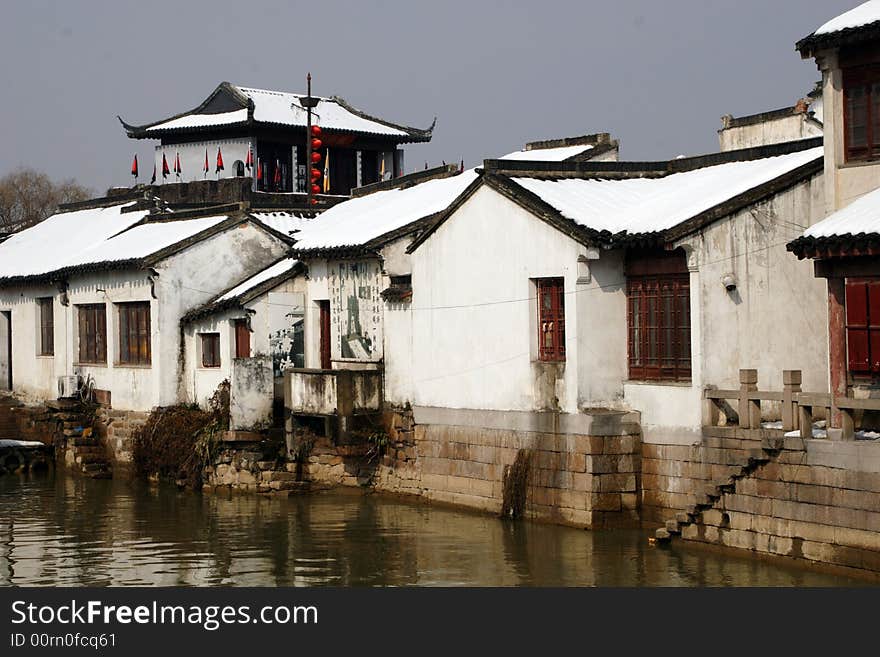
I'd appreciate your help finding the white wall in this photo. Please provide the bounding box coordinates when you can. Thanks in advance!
[181,275,305,408]
[719,114,821,152]
[410,186,597,413]
[155,138,251,185]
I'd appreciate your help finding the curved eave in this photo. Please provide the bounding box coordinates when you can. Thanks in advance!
[787,233,880,259]
[120,117,252,139]
[0,258,145,288]
[797,21,880,57]
[330,96,435,143]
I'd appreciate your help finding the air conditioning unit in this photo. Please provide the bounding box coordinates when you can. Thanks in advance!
[58,375,80,399]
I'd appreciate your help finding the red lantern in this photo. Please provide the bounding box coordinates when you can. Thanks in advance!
[311,151,322,163]
[311,184,321,194]
[310,168,321,180]
[311,138,322,150]
[311,125,322,137]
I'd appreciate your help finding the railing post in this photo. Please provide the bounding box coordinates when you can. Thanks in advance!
[739,369,759,428]
[799,400,813,440]
[840,404,855,441]
[703,385,720,427]
[782,370,801,431]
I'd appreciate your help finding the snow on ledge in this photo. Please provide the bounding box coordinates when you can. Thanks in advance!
[814,1,880,36]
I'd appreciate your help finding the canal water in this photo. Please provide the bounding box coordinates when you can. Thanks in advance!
[0,471,867,586]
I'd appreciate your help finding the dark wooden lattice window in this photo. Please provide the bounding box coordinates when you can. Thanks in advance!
[536,278,566,362]
[201,333,221,368]
[626,249,691,381]
[845,278,880,376]
[37,297,54,356]
[841,45,880,162]
[77,304,107,364]
[118,302,151,366]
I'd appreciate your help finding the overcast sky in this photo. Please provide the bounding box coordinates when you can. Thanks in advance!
[0,0,859,193]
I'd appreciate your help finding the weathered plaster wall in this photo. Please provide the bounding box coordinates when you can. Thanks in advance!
[230,356,274,430]
[625,175,828,444]
[718,114,822,152]
[181,276,305,408]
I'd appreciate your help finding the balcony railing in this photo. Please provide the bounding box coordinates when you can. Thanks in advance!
[703,369,880,441]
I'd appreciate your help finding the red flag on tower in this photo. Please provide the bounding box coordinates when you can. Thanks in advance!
[274,160,282,186]
[162,153,170,179]
[131,154,139,179]
[257,160,263,182]
[174,152,182,177]
[150,163,156,185]
[216,147,224,173]
[245,147,253,170]
[203,149,209,177]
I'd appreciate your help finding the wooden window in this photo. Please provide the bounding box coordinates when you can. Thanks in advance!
[843,64,880,161]
[318,301,331,369]
[37,297,54,356]
[234,319,250,359]
[117,302,151,366]
[845,278,880,377]
[536,278,566,362]
[625,250,692,381]
[201,333,221,368]
[77,304,107,364]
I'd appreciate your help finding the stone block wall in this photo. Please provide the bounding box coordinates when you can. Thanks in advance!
[640,428,778,524]
[678,438,880,574]
[96,408,150,464]
[296,407,643,529]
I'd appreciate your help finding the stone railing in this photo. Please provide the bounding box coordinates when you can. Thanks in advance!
[285,367,382,417]
[703,369,880,441]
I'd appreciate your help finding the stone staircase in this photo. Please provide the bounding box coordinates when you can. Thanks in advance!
[63,422,111,479]
[655,433,785,543]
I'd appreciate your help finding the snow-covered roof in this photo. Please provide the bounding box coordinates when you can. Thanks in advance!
[0,201,233,283]
[250,211,314,236]
[123,82,433,143]
[292,170,479,252]
[814,1,880,36]
[145,109,249,133]
[508,147,823,237]
[216,258,299,302]
[237,86,407,136]
[500,144,594,161]
[803,187,880,238]
[0,202,148,280]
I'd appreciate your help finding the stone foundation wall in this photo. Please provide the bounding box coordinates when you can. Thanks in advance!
[95,408,150,464]
[678,437,880,573]
[295,407,643,529]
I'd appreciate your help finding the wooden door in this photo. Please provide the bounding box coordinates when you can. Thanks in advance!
[234,319,250,359]
[0,311,10,390]
[319,301,331,370]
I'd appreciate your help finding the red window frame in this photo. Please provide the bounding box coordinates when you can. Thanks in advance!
[117,302,151,366]
[845,278,880,377]
[627,274,691,381]
[201,333,221,368]
[77,304,107,365]
[234,319,250,359]
[536,278,566,362]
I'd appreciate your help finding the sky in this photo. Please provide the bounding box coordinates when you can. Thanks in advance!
[0,0,860,194]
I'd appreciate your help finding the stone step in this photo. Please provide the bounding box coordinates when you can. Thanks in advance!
[72,445,104,455]
[76,454,108,465]
[665,519,681,534]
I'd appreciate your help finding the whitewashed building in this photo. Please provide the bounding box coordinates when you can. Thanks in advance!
[0,194,291,412]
